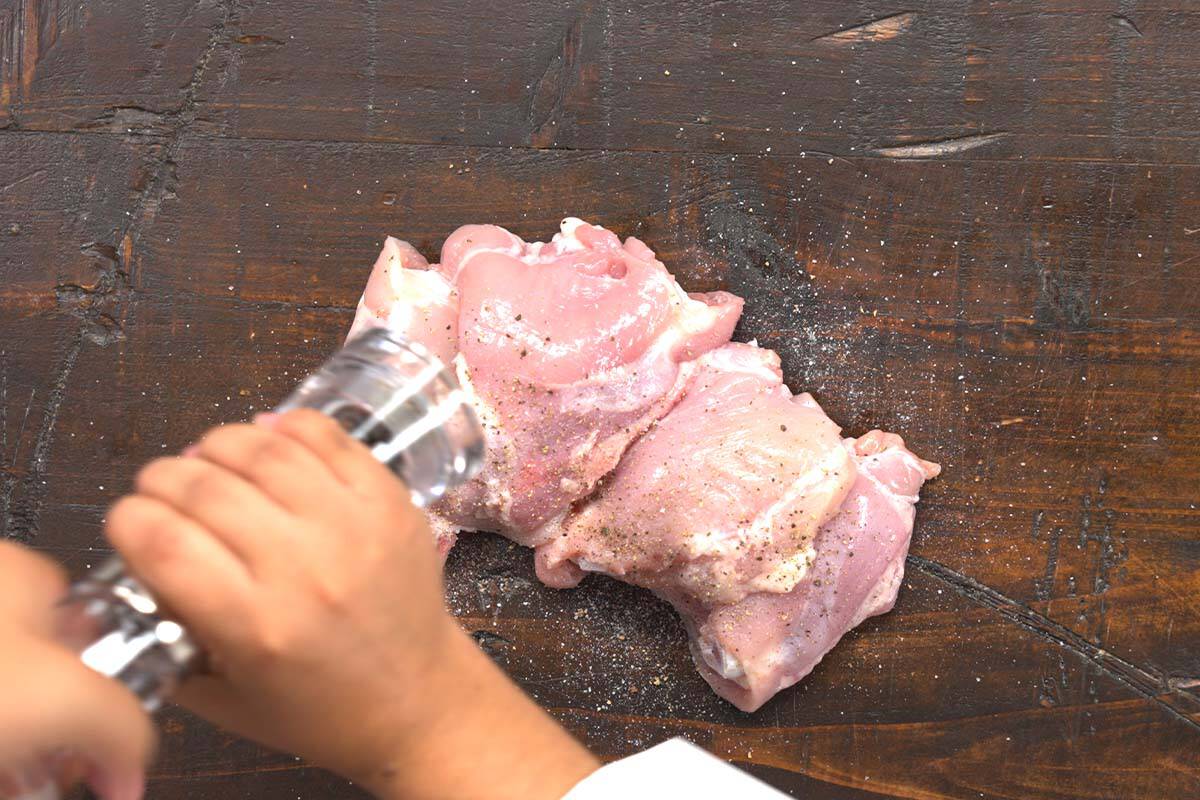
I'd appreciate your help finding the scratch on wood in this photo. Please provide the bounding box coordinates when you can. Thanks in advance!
[3,329,82,543]
[1078,493,1092,549]
[80,106,175,136]
[873,132,1010,159]
[13,388,33,467]
[813,11,915,44]
[1032,514,1061,603]
[907,555,1200,733]
[0,167,45,194]
[1080,474,1125,596]
[234,33,283,46]
[1111,15,1143,38]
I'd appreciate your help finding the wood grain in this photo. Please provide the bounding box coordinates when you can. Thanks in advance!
[1,1,1197,798]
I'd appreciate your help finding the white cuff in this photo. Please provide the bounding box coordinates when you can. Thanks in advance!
[562,738,789,799]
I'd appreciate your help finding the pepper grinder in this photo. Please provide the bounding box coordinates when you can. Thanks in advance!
[11,329,483,800]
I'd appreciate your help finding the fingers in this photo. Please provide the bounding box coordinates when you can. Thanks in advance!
[53,653,153,800]
[105,496,254,643]
[133,456,292,566]
[191,423,344,516]
[0,541,68,633]
[262,410,401,496]
[7,638,154,800]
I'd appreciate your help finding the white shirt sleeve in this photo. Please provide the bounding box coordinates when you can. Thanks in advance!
[561,738,790,799]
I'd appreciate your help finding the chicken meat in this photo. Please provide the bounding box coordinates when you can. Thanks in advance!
[352,219,741,542]
[348,218,938,710]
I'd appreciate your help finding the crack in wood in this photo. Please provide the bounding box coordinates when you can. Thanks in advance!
[527,2,592,147]
[906,554,1200,732]
[470,629,514,661]
[10,127,1200,171]
[112,0,256,288]
[54,241,132,346]
[873,132,1010,159]
[2,328,82,543]
[5,1,255,545]
[813,11,915,44]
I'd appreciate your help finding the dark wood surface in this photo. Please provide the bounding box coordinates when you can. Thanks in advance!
[2,1,1198,798]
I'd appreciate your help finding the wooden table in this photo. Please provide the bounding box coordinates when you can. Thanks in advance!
[2,2,1197,797]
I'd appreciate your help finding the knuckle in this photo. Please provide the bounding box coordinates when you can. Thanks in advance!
[135,457,178,492]
[282,408,353,448]
[279,408,327,433]
[197,423,245,453]
[180,469,226,507]
[247,436,297,468]
[310,574,351,612]
[248,616,293,662]
[138,517,185,563]
[105,496,141,533]
[105,497,185,564]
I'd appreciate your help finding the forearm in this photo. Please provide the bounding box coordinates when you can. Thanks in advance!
[363,626,599,800]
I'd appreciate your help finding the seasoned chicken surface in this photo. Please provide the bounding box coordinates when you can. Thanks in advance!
[350,218,938,710]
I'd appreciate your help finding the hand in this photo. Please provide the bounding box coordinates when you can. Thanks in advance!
[106,409,597,799]
[105,409,451,783]
[0,542,153,800]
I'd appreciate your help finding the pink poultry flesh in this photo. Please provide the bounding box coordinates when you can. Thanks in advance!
[349,219,939,711]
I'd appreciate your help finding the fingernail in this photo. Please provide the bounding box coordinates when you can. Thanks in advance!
[253,412,279,428]
[181,444,200,457]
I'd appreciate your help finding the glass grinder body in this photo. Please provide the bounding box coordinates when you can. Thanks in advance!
[53,328,483,721]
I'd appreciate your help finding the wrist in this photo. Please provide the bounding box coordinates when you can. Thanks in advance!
[356,624,599,800]
[342,612,469,790]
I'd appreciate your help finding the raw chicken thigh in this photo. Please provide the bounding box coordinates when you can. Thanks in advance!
[682,432,940,711]
[534,345,939,710]
[348,218,938,710]
[354,219,741,541]
[534,343,857,607]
